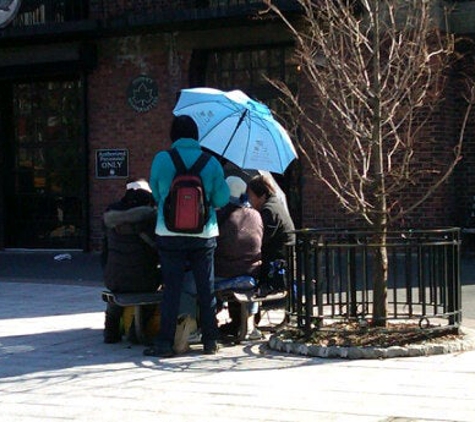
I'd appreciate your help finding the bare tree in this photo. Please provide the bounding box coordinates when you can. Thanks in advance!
[265,0,475,325]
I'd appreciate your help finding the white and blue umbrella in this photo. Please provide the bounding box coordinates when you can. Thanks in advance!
[172,87,298,174]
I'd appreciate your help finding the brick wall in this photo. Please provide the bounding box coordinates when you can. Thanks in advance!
[296,57,468,232]
[87,33,191,250]
[452,47,475,228]
[84,3,475,249]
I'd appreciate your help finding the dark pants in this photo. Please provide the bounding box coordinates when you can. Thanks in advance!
[154,236,218,348]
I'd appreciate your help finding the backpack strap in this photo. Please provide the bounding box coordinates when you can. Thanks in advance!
[168,148,211,176]
[168,148,188,175]
[189,152,211,175]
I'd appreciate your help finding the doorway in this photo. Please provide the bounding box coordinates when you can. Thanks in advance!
[1,77,87,249]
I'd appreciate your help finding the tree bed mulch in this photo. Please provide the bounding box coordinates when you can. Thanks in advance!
[277,322,464,348]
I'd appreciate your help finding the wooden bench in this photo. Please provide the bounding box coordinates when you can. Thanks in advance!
[101,290,163,344]
[102,287,287,344]
[216,289,288,342]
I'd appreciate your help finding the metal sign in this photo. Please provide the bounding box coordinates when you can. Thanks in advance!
[95,149,129,179]
[127,75,159,113]
[0,0,22,29]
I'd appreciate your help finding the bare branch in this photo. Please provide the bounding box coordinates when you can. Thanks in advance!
[265,0,470,227]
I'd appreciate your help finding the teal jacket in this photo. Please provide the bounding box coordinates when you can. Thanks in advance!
[149,138,230,238]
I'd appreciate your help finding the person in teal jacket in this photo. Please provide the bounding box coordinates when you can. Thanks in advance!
[145,115,229,358]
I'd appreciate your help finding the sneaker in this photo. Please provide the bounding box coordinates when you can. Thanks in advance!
[143,343,175,358]
[203,340,219,355]
[245,328,263,341]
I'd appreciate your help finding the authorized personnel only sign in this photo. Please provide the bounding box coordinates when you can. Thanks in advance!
[95,149,129,178]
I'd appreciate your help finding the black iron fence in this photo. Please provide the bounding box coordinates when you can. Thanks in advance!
[286,228,462,335]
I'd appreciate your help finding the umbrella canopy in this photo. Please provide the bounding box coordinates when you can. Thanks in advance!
[172,87,298,174]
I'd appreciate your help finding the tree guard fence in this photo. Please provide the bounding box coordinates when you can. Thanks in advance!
[285,228,462,336]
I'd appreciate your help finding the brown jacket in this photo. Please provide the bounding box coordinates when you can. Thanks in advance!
[215,204,263,278]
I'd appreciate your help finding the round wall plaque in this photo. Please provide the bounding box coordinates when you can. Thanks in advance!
[127,75,159,113]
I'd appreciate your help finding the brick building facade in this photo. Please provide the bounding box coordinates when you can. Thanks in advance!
[0,0,475,251]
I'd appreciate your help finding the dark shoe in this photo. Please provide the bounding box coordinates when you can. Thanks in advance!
[143,344,175,358]
[219,321,239,337]
[203,340,219,355]
[104,331,121,344]
[104,312,122,344]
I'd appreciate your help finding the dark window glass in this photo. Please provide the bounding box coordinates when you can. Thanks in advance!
[6,79,85,248]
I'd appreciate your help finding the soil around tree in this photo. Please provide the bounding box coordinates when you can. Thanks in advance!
[276,322,464,348]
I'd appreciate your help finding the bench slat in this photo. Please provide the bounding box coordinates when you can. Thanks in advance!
[217,290,287,303]
[102,291,163,307]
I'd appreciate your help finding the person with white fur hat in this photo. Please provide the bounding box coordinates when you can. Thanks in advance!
[102,178,160,344]
[215,176,264,340]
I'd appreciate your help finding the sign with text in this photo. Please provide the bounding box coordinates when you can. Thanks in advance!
[96,149,129,179]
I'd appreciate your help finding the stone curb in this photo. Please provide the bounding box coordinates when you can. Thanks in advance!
[267,327,475,359]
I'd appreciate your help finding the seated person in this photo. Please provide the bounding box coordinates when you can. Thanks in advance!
[215,176,264,339]
[247,175,296,294]
[102,179,160,343]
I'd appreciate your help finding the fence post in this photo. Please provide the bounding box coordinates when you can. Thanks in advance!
[447,231,461,326]
[303,233,313,336]
[348,233,358,317]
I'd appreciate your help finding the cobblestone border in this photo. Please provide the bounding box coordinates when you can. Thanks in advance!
[267,327,475,359]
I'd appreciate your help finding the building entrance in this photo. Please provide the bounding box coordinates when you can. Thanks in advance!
[1,78,87,249]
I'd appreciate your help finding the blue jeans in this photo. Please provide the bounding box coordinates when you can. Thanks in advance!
[155,236,218,348]
[179,270,198,319]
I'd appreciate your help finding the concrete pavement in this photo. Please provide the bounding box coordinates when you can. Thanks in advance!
[1,251,475,421]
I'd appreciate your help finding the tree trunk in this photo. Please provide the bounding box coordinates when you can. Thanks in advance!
[372,231,388,326]
[371,1,388,327]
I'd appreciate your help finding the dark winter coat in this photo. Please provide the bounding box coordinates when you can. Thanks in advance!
[260,194,296,275]
[103,205,160,293]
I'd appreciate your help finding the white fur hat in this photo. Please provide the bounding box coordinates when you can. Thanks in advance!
[226,176,247,204]
[126,180,152,193]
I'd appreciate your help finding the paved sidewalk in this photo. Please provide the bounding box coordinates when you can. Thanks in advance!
[1,278,475,421]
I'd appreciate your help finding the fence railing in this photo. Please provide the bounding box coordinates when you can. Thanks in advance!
[286,228,462,335]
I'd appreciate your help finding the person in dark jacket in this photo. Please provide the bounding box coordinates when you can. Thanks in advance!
[247,175,296,292]
[102,179,160,343]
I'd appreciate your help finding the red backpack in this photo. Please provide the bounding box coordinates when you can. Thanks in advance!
[164,148,211,233]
